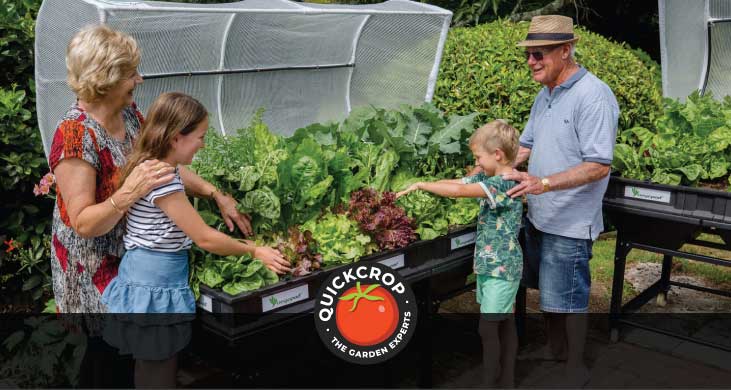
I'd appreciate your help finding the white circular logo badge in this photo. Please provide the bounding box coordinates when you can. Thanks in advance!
[314,263,418,365]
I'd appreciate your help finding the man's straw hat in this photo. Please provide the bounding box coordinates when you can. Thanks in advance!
[517,15,579,47]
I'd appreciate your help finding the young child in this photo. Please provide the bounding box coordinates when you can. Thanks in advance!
[396,120,523,387]
[101,92,290,386]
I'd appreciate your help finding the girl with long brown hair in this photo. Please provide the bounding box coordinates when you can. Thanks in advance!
[101,92,289,386]
[104,92,289,315]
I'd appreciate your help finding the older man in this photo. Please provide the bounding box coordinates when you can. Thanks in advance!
[502,15,619,384]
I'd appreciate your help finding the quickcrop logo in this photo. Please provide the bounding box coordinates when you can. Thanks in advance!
[314,263,417,365]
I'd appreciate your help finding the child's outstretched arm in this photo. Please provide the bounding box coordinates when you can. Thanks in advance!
[156,192,291,274]
[428,166,483,185]
[433,178,463,184]
[396,181,486,199]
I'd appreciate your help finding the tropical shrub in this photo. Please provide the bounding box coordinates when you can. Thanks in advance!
[0,316,86,387]
[0,1,53,310]
[0,0,39,89]
[0,86,50,243]
[433,19,663,132]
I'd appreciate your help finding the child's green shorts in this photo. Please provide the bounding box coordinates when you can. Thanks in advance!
[476,274,520,316]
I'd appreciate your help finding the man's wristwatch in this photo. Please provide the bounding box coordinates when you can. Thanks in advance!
[540,177,551,193]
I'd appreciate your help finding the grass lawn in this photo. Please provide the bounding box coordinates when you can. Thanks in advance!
[590,231,731,310]
[463,231,731,312]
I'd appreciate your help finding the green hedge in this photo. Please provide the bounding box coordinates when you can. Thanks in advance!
[0,0,52,310]
[433,19,663,132]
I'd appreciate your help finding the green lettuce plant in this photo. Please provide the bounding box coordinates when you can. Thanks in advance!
[613,92,731,189]
[301,212,373,266]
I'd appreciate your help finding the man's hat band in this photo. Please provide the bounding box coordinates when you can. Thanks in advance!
[525,33,575,41]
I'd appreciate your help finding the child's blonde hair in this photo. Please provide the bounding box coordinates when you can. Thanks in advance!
[119,92,208,186]
[468,119,520,164]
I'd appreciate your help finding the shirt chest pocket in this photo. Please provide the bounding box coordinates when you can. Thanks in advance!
[547,114,582,158]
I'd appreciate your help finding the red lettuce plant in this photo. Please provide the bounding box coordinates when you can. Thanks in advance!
[348,189,417,251]
[272,226,322,276]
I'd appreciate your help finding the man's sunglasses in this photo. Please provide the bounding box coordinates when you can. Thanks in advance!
[523,46,559,61]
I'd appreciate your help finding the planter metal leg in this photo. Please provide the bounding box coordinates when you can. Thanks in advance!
[415,278,433,388]
[609,237,629,343]
[657,254,673,307]
[516,286,527,346]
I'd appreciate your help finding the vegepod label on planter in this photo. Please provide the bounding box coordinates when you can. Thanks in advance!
[624,186,671,204]
[314,263,417,365]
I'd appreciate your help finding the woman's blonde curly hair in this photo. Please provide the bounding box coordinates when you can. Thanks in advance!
[66,25,141,102]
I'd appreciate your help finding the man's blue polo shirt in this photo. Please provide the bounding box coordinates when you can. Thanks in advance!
[519,66,619,240]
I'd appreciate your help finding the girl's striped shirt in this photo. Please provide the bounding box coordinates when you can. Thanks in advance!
[123,168,192,252]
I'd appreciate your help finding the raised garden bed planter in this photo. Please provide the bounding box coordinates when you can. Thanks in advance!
[603,175,731,351]
[604,176,731,249]
[197,225,478,316]
[405,224,477,268]
[199,269,323,315]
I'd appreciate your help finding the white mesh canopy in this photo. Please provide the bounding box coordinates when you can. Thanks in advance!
[34,0,452,157]
[659,0,731,100]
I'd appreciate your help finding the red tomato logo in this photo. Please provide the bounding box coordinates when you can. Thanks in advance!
[335,282,399,346]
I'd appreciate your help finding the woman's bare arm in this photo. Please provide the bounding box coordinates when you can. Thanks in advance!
[54,158,175,238]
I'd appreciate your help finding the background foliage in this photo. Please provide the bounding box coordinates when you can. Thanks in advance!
[0,0,52,311]
[0,0,666,314]
[432,19,662,132]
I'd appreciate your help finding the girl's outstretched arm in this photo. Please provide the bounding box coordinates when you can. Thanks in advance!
[178,165,253,237]
[156,192,291,274]
[396,182,486,199]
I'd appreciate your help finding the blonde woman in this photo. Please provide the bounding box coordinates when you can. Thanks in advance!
[49,25,266,314]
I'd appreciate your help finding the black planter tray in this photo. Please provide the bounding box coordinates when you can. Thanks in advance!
[604,176,731,227]
[197,247,410,315]
[196,225,479,315]
[404,224,477,268]
[197,248,477,344]
[358,246,409,270]
[198,269,323,315]
[444,223,478,252]
[603,176,731,249]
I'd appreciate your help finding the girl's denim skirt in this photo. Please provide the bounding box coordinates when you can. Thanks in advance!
[102,247,195,314]
[101,247,195,360]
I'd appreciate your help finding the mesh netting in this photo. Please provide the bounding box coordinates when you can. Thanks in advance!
[35,0,451,157]
[304,0,440,12]
[220,68,351,136]
[705,22,731,98]
[659,0,708,100]
[710,0,731,18]
[350,13,446,109]
[659,0,731,100]
[222,13,361,69]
